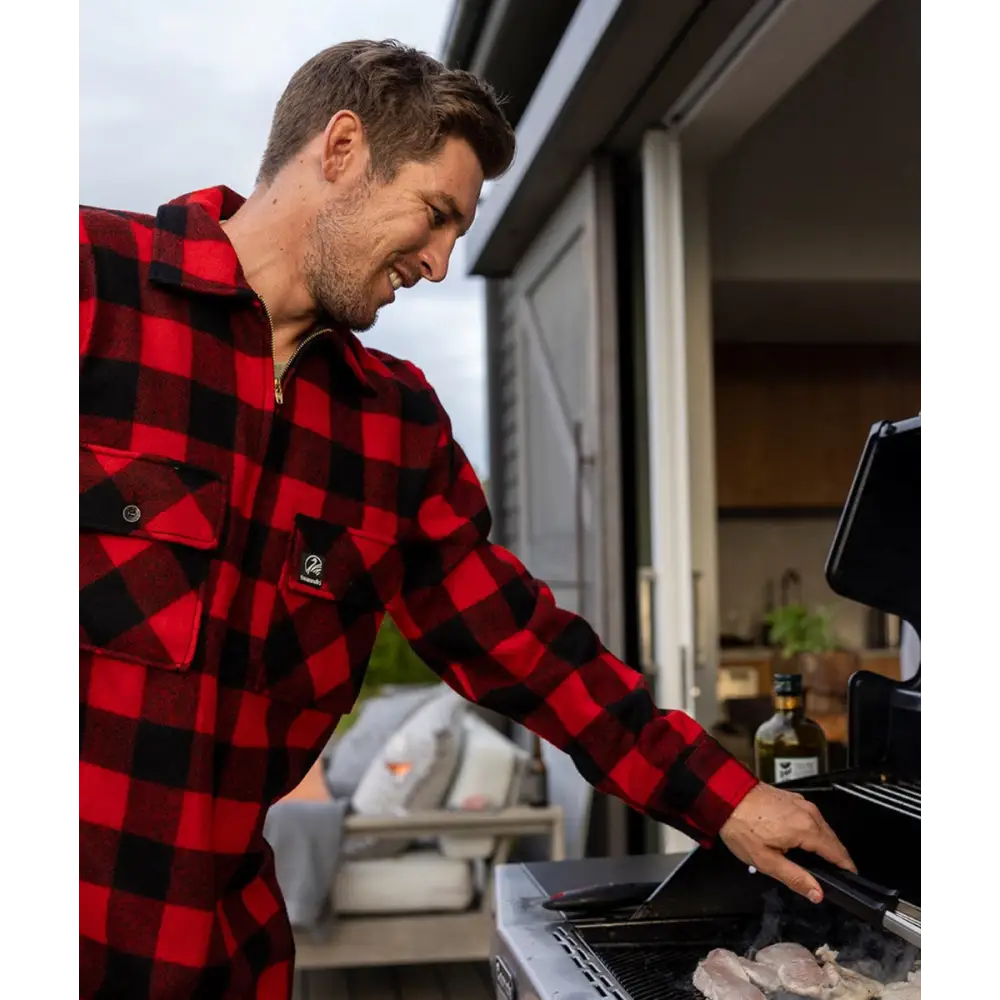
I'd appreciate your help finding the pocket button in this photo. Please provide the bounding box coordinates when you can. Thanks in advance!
[122,504,141,524]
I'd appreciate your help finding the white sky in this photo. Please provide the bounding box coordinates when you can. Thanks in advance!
[80,0,490,475]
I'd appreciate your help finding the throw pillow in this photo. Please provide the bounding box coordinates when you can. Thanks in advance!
[345,686,466,859]
[324,684,440,798]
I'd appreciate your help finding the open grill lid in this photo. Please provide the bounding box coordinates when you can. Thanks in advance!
[825,415,920,638]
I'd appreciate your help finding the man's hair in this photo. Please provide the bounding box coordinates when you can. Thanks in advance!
[257,40,516,186]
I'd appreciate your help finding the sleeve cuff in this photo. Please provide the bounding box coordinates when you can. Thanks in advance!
[665,736,760,846]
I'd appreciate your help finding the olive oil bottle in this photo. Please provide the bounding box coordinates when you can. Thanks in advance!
[754,674,829,784]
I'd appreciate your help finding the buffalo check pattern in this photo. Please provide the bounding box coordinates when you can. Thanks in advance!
[79,187,758,999]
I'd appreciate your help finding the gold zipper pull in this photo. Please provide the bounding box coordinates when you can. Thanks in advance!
[274,377,284,406]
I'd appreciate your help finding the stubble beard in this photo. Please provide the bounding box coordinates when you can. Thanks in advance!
[304,195,380,333]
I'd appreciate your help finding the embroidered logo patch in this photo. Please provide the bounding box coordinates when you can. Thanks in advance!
[297,552,325,587]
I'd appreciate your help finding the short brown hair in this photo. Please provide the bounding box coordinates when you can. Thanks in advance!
[258,40,516,187]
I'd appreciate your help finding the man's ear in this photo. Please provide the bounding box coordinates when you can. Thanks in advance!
[320,110,369,184]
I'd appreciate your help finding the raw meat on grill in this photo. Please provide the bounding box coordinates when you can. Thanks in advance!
[738,956,782,993]
[694,942,920,1000]
[815,944,920,999]
[881,970,920,1000]
[692,949,767,1000]
[815,944,883,998]
[754,942,831,997]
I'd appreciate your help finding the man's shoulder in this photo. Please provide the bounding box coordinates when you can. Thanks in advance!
[363,347,449,428]
[79,203,156,258]
[366,348,433,392]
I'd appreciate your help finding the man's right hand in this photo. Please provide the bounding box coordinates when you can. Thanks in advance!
[719,782,856,902]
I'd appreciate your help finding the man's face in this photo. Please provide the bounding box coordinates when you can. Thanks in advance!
[304,136,483,331]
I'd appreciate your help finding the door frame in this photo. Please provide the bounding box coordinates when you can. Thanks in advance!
[635,0,885,854]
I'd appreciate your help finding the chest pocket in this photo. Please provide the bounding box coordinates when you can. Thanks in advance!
[79,443,226,671]
[262,515,404,707]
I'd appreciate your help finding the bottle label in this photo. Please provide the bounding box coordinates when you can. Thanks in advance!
[774,757,819,784]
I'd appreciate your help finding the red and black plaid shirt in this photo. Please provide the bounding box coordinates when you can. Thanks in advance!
[79,186,757,999]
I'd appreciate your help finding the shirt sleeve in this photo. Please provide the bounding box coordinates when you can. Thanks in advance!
[386,410,758,846]
[80,210,96,358]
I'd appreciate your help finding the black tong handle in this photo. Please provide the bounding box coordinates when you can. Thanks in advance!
[789,852,900,928]
[541,881,658,914]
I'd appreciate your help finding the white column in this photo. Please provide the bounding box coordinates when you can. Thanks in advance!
[682,167,722,731]
[640,128,697,855]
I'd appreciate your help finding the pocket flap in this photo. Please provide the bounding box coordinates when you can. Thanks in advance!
[80,443,226,550]
[286,516,399,603]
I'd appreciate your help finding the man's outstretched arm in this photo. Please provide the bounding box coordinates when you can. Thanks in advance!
[386,405,854,897]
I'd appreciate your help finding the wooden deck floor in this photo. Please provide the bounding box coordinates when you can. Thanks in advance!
[294,963,494,1000]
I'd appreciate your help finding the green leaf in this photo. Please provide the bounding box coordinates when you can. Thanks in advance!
[764,603,837,658]
[364,615,437,692]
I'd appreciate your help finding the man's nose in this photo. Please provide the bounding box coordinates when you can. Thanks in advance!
[418,237,454,283]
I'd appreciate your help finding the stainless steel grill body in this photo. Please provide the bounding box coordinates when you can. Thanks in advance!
[492,843,920,1000]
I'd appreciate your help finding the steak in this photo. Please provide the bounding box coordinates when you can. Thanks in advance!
[754,942,830,997]
[694,942,920,999]
[693,949,768,1000]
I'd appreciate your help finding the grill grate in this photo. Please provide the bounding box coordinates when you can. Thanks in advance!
[562,908,913,1000]
[833,778,920,819]
[568,917,765,1000]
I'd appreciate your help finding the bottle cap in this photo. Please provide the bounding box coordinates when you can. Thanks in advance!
[773,673,803,696]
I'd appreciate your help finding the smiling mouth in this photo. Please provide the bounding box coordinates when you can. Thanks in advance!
[389,267,402,291]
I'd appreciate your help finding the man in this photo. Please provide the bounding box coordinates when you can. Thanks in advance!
[80,40,853,999]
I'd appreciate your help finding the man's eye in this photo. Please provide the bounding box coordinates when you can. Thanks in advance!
[431,207,447,227]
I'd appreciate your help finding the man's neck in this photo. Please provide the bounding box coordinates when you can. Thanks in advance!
[221,184,319,360]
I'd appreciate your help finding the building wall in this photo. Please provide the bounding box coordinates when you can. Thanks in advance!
[491,277,522,550]
[717,517,868,651]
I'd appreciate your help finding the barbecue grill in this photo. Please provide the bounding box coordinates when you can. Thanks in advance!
[491,416,920,1000]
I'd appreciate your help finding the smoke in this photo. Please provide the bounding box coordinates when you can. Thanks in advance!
[827,919,919,986]
[743,888,919,986]
[747,889,786,956]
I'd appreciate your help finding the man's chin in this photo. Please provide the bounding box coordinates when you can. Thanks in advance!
[326,306,380,334]
[350,309,380,334]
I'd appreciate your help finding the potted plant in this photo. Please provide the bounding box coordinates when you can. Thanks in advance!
[764,604,856,716]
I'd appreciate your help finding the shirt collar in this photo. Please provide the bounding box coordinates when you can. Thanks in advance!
[150,186,253,298]
[150,186,376,396]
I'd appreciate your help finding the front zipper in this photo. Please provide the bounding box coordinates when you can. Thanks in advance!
[257,295,327,406]
[257,296,284,405]
[276,329,327,403]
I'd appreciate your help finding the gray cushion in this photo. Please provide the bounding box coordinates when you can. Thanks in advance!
[325,685,440,799]
[345,687,467,859]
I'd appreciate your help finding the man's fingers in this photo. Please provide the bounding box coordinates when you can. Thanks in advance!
[799,800,856,871]
[799,820,856,873]
[755,849,823,903]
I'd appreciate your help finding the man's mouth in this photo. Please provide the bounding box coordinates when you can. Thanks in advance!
[389,262,421,291]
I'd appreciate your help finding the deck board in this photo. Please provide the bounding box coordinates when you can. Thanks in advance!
[439,962,493,1000]
[295,963,490,1000]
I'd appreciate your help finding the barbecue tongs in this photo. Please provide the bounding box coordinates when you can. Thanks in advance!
[622,855,920,948]
[542,863,919,948]
[792,855,921,949]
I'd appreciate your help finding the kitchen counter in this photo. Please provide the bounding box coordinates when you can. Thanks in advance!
[718,648,901,700]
